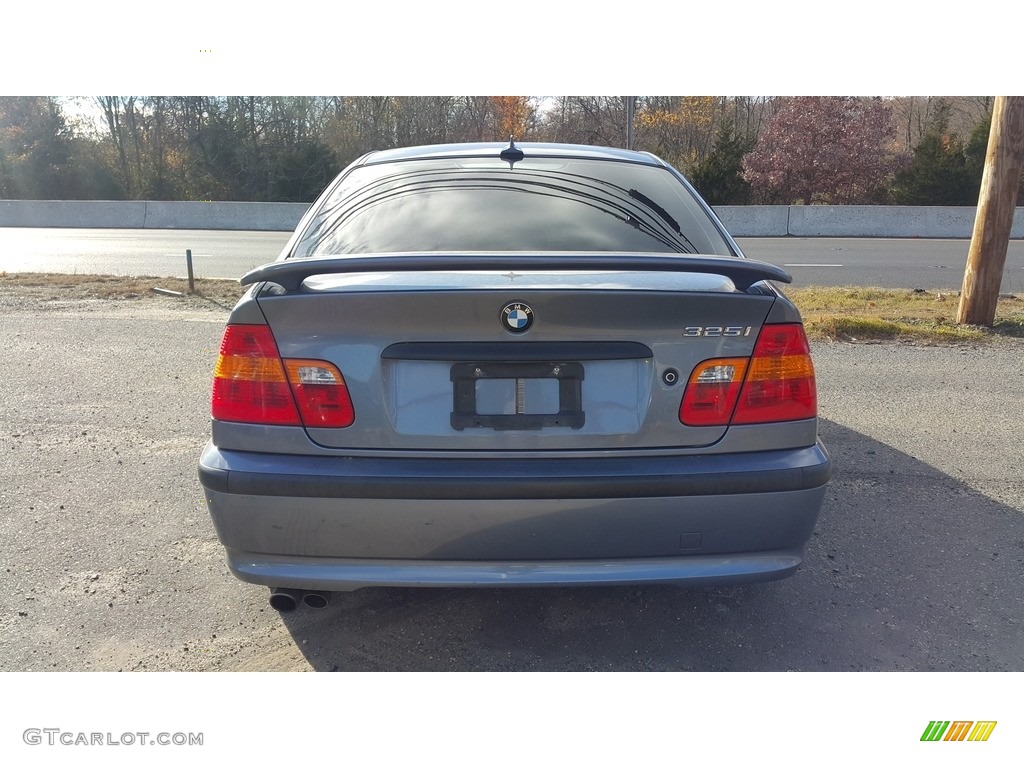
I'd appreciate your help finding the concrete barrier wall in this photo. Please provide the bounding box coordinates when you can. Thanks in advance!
[715,205,1024,238]
[714,206,790,237]
[0,200,149,228]
[2,200,1023,237]
[788,205,992,238]
[0,200,309,231]
[141,201,309,231]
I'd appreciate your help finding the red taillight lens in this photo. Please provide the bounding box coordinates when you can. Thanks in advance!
[679,323,816,427]
[732,323,816,424]
[284,360,355,428]
[679,358,749,426]
[211,324,354,428]
[213,325,300,425]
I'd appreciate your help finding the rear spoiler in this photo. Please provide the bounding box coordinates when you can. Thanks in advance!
[240,253,792,292]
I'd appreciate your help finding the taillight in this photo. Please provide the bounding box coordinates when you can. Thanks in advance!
[732,323,816,424]
[283,360,354,428]
[679,358,749,426]
[679,323,816,427]
[213,325,300,425]
[212,324,354,427]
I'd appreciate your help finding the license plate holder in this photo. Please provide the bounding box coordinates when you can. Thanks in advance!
[450,362,585,430]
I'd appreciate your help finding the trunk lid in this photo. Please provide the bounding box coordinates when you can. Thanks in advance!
[253,266,778,452]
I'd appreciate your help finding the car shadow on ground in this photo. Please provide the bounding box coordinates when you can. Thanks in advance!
[276,419,1024,671]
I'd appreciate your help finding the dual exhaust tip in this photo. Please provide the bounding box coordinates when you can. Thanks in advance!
[269,588,330,612]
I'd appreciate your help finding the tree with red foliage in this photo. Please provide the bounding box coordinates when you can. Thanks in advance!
[742,97,901,204]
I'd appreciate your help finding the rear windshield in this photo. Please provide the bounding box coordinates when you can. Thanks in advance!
[292,156,733,258]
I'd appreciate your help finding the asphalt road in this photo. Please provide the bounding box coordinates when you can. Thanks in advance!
[2,227,1024,290]
[743,236,1024,292]
[0,227,286,281]
[1,291,1021,672]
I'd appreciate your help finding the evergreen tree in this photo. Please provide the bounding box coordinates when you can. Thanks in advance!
[690,119,753,205]
[889,107,988,205]
[965,115,990,180]
[0,97,83,198]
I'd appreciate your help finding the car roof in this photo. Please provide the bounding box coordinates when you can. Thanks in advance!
[358,142,666,167]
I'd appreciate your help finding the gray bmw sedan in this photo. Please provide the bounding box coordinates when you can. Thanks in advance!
[198,141,831,611]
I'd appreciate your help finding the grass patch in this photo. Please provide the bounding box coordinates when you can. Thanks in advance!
[0,272,245,304]
[788,286,1024,343]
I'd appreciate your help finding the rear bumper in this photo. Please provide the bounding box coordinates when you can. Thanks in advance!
[199,441,831,591]
[227,550,807,590]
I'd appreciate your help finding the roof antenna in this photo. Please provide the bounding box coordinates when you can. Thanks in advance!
[499,136,524,167]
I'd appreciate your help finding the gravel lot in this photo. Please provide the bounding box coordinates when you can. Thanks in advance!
[1,288,1022,672]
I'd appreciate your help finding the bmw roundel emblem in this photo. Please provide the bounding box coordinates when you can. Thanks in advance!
[501,301,534,333]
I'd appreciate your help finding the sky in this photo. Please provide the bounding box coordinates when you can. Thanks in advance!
[0,3,1008,96]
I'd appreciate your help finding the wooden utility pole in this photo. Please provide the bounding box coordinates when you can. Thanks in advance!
[957,96,1024,326]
